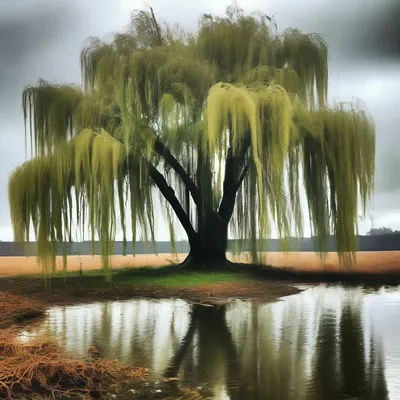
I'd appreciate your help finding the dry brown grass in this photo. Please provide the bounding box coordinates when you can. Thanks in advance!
[0,293,203,399]
[232,251,400,274]
[0,251,399,277]
[0,293,149,399]
[0,254,185,277]
[0,329,148,399]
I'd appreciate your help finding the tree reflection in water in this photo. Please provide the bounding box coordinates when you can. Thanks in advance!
[164,305,239,397]
[307,297,388,400]
[20,289,390,399]
[165,296,389,399]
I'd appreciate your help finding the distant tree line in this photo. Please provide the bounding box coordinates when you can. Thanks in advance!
[1,233,400,257]
[367,227,400,236]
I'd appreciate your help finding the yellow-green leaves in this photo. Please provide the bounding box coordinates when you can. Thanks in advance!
[22,81,81,156]
[74,129,95,188]
[276,29,328,108]
[9,4,375,280]
[203,83,294,247]
[204,83,258,155]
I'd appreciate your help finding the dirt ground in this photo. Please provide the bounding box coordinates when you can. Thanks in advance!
[0,251,399,277]
[0,280,303,319]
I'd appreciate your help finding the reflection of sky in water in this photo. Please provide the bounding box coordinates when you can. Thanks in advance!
[364,287,400,397]
[18,285,400,399]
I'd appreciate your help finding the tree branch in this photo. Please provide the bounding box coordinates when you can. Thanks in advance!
[148,162,199,245]
[218,149,239,222]
[235,164,249,192]
[218,133,251,222]
[154,138,201,206]
[150,7,163,46]
[164,314,198,377]
[238,132,251,160]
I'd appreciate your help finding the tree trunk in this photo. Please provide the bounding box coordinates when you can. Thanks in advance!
[181,141,250,270]
[184,211,229,269]
[164,304,240,390]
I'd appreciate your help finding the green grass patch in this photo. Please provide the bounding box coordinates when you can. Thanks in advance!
[114,270,247,287]
[2,265,255,292]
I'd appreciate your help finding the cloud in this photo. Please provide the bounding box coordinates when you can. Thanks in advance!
[236,0,400,64]
[0,1,81,116]
[0,0,399,239]
[0,1,78,62]
[345,0,400,60]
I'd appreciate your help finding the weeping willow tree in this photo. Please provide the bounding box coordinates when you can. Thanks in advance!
[8,3,375,281]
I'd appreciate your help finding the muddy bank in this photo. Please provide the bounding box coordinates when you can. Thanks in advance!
[54,280,302,307]
[0,293,45,329]
[0,278,302,309]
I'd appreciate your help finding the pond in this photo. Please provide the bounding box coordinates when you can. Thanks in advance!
[18,284,400,399]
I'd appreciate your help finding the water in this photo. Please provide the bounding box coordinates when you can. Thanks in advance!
[18,284,400,399]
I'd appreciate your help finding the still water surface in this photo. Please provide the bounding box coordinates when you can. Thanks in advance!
[19,284,400,399]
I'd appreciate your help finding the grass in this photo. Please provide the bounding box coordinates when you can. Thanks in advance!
[113,265,250,287]
[0,264,254,294]
[122,271,243,287]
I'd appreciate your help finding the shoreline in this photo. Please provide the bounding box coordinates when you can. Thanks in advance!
[0,272,304,311]
[0,269,302,399]
[1,260,400,311]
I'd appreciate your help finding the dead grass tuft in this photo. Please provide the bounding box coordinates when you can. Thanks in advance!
[0,329,148,399]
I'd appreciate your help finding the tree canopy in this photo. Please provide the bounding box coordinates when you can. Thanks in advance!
[8,4,375,282]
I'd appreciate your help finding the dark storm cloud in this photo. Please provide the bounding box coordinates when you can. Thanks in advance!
[0,5,73,63]
[0,1,80,111]
[344,0,400,60]
[260,0,400,63]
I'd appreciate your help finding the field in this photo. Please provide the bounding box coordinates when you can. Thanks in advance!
[0,251,400,277]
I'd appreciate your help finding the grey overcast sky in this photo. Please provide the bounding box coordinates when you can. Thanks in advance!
[0,0,399,240]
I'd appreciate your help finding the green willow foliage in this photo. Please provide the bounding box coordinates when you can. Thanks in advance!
[8,4,375,282]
